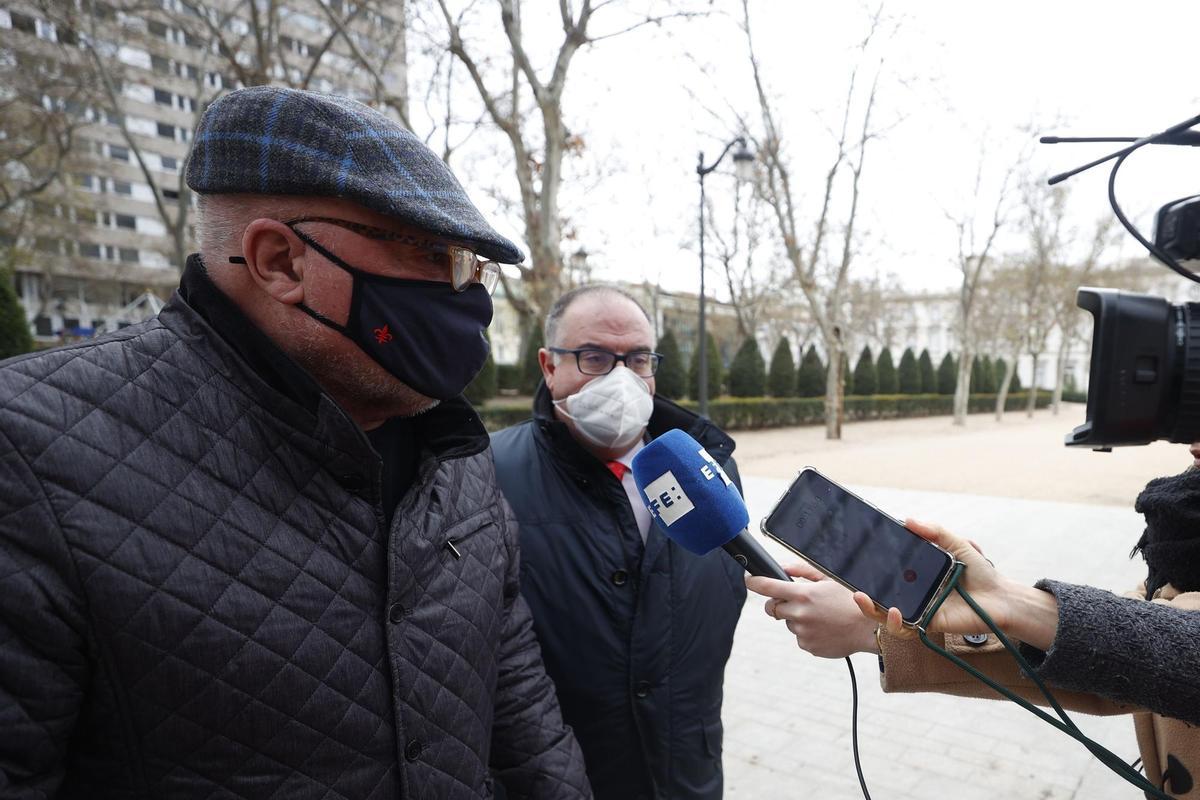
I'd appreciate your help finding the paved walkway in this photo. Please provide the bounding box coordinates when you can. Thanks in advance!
[732,405,1184,507]
[721,408,1187,799]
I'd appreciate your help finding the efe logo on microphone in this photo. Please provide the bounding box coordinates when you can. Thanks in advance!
[642,471,694,525]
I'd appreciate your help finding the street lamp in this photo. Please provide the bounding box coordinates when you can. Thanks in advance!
[569,247,590,284]
[696,137,754,417]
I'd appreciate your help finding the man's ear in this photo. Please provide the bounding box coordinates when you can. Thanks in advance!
[538,347,555,391]
[240,219,307,305]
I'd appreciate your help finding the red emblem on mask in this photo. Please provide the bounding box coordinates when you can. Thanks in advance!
[373,324,393,344]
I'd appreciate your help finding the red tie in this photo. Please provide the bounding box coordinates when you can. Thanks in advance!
[606,461,628,482]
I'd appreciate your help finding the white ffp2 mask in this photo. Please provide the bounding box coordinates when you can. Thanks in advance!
[553,365,654,451]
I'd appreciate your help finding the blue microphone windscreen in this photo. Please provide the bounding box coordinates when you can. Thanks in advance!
[631,429,749,556]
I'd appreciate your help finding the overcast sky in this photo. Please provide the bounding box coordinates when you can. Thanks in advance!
[427,1,1200,300]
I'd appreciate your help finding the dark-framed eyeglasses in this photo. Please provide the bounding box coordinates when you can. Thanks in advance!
[549,347,662,377]
[229,215,503,293]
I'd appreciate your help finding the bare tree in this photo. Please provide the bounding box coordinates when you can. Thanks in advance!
[842,272,908,354]
[1046,217,1114,412]
[743,0,888,438]
[430,0,705,341]
[0,0,102,216]
[966,264,1026,420]
[1018,177,1075,417]
[945,141,1018,426]
[708,174,785,340]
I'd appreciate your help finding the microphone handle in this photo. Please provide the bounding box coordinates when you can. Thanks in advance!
[721,530,793,581]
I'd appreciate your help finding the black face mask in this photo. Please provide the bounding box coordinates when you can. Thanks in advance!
[288,227,494,401]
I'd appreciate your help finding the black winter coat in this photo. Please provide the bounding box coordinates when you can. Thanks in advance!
[490,386,747,800]
[0,263,589,800]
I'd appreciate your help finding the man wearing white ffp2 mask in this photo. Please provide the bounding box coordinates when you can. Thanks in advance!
[552,364,654,451]
[490,285,747,800]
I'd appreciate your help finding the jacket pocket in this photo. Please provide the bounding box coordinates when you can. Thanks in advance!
[441,511,498,560]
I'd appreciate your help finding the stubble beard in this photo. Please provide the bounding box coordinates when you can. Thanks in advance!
[291,327,439,420]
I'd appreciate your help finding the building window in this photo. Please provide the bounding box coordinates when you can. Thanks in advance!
[34,237,60,254]
[75,173,94,190]
[156,122,175,139]
[148,19,168,38]
[160,155,177,171]
[10,12,37,35]
[109,144,129,161]
[162,188,180,200]
[119,247,139,263]
[112,180,132,195]
[75,207,97,225]
[115,214,136,230]
[151,54,170,75]
[79,242,102,259]
[154,87,172,105]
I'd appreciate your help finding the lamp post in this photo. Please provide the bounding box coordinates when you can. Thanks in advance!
[569,247,590,285]
[696,137,755,417]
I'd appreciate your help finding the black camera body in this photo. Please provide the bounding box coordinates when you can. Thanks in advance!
[1072,195,1200,448]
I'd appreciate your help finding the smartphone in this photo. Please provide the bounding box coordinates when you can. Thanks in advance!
[760,467,957,626]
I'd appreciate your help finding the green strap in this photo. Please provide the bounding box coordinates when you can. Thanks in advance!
[915,564,1170,799]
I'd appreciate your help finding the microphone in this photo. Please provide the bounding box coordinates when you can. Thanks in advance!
[631,429,791,581]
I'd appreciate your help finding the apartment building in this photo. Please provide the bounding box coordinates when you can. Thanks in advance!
[0,0,405,341]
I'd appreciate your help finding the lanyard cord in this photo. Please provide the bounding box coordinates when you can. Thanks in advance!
[914,564,1171,799]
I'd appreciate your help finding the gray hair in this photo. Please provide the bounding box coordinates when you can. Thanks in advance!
[543,284,654,348]
[196,193,312,261]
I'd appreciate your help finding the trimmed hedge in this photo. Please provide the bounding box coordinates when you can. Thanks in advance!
[476,391,1053,432]
[497,363,521,392]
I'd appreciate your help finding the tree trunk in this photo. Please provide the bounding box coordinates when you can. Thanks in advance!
[952,346,972,426]
[824,342,843,440]
[1026,353,1040,417]
[995,354,1017,421]
[1052,337,1069,415]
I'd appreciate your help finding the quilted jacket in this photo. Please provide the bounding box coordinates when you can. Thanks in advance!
[491,386,747,800]
[0,264,590,799]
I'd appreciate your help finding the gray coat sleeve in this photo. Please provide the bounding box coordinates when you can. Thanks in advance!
[1021,579,1200,726]
[0,427,89,799]
[488,497,592,800]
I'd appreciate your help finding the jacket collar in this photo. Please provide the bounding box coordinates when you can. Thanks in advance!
[531,380,736,466]
[161,254,490,463]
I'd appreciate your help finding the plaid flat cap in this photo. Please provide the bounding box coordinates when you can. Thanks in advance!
[187,86,523,264]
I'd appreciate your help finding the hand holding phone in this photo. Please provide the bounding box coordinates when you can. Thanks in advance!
[760,468,957,627]
[853,518,1040,647]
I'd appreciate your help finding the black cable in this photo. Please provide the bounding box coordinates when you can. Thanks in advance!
[1106,143,1200,284]
[915,569,1172,799]
[845,657,873,800]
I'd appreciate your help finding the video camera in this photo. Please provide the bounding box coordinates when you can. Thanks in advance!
[1044,113,1200,449]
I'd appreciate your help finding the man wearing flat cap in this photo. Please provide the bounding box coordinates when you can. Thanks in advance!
[0,87,590,799]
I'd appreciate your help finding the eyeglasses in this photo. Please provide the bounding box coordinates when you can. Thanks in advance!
[230,216,502,293]
[549,347,663,377]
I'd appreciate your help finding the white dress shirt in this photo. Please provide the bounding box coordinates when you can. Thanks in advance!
[612,439,651,543]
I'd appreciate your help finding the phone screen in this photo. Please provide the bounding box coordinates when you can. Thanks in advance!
[762,469,954,623]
